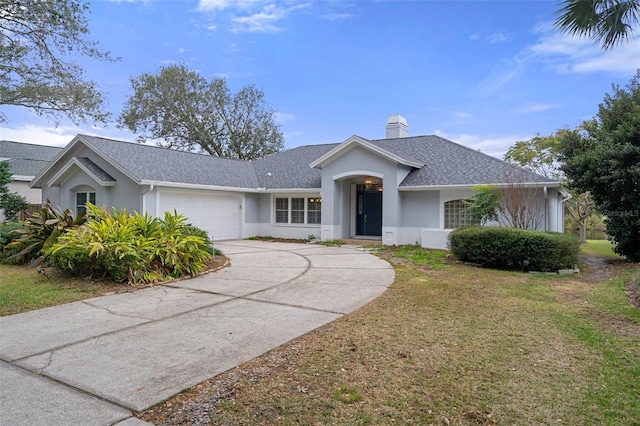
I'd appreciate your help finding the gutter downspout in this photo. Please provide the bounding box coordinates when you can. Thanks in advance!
[141,184,155,215]
[543,186,548,232]
[560,190,572,234]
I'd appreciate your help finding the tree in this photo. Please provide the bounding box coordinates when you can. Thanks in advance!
[0,0,115,125]
[497,168,545,230]
[555,0,640,50]
[504,132,597,242]
[504,133,564,180]
[565,191,595,243]
[0,161,28,222]
[559,71,640,260]
[118,64,285,160]
[465,184,501,225]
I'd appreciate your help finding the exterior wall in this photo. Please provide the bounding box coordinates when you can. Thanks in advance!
[8,181,41,204]
[397,190,440,244]
[38,146,142,214]
[243,192,262,238]
[73,147,142,213]
[0,180,42,222]
[253,192,321,240]
[319,146,404,244]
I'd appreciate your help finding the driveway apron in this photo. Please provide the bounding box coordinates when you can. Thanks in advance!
[0,240,394,426]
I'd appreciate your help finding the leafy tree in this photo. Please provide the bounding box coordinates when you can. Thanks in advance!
[0,161,28,222]
[559,71,640,260]
[504,133,564,180]
[555,0,640,50]
[118,64,285,160]
[465,184,501,225]
[0,0,115,125]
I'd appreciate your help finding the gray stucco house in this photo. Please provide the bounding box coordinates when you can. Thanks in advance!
[30,115,566,248]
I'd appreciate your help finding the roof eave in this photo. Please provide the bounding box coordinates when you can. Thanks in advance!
[399,181,562,191]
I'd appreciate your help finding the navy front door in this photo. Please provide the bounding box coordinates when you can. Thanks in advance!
[356,187,382,237]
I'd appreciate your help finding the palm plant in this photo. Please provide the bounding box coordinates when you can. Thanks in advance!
[555,0,640,49]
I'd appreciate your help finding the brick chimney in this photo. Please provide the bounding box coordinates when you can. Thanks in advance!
[386,114,409,138]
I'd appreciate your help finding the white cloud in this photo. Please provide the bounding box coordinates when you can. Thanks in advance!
[178,47,189,54]
[515,103,557,113]
[486,32,508,43]
[273,111,295,124]
[197,1,310,33]
[474,56,525,95]
[0,125,84,147]
[529,25,640,74]
[434,130,532,159]
[320,13,353,21]
[197,0,235,12]
[469,32,508,43]
[0,124,141,148]
[455,111,473,119]
[231,8,284,33]
[230,3,309,33]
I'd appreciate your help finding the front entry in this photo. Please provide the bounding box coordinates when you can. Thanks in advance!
[356,185,382,237]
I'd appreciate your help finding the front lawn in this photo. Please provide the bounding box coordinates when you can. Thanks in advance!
[142,245,640,425]
[580,239,619,258]
[0,264,119,316]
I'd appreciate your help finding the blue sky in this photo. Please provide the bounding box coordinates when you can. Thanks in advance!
[1,0,638,158]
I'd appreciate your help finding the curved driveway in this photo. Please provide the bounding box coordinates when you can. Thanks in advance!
[0,240,393,426]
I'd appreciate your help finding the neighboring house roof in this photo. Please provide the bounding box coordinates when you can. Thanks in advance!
[31,133,559,191]
[0,140,63,179]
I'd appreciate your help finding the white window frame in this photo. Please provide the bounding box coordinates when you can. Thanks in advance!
[273,195,322,226]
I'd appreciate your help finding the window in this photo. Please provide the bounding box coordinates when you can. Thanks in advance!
[274,196,322,225]
[444,199,474,229]
[307,197,322,224]
[76,191,95,216]
[275,198,289,223]
[291,197,305,224]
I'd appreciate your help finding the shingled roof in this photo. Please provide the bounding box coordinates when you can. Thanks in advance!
[33,133,557,190]
[0,140,63,178]
[369,135,557,187]
[77,135,259,189]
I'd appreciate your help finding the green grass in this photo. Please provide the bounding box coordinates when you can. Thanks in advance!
[580,239,619,258]
[140,247,640,425]
[0,264,111,316]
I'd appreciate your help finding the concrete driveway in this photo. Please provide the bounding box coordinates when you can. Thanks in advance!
[0,240,394,426]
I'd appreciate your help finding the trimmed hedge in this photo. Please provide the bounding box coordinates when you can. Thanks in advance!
[449,226,580,272]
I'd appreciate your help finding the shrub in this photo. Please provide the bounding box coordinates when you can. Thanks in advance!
[4,200,86,266]
[449,226,580,272]
[47,204,212,284]
[0,222,23,262]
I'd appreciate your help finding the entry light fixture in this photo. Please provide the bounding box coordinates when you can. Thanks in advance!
[364,176,373,185]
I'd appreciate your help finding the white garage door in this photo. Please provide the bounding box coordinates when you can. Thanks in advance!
[158,190,241,241]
